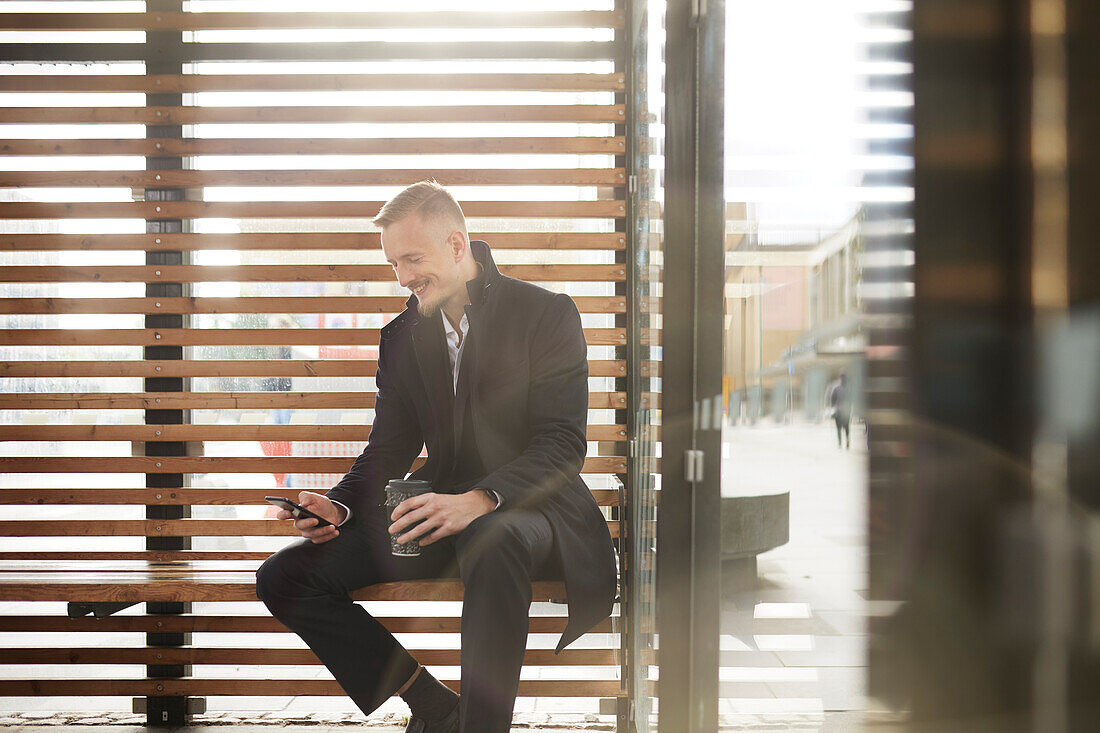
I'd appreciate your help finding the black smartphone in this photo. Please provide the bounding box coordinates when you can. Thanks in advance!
[265,496,334,528]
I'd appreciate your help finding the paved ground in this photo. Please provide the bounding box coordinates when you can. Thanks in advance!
[716,419,880,721]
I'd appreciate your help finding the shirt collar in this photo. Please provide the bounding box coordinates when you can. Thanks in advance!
[442,310,467,341]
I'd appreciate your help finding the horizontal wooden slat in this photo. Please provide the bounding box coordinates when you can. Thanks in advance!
[0,358,627,378]
[0,552,271,561]
[0,41,616,64]
[0,519,622,539]
[0,327,627,346]
[0,293,626,313]
[0,455,628,474]
[0,391,628,411]
[2,232,627,253]
[0,11,625,31]
[0,576,561,601]
[0,263,627,283]
[0,391,380,410]
[0,546,604,562]
[0,200,625,221]
[0,647,617,666]
[0,360,384,377]
[0,136,626,157]
[0,678,622,698]
[0,614,612,634]
[0,424,627,443]
[0,105,626,125]
[0,560,261,573]
[0,72,624,93]
[0,488,623,506]
[0,168,626,188]
[0,521,305,539]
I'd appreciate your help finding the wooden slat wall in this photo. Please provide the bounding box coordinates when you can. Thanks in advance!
[0,3,628,712]
[0,12,626,491]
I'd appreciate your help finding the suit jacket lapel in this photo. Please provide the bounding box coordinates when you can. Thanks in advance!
[452,310,478,452]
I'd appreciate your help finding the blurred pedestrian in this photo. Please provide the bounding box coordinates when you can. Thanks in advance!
[830,372,852,449]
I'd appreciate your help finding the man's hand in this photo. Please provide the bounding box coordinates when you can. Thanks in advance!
[389,490,495,547]
[274,491,348,544]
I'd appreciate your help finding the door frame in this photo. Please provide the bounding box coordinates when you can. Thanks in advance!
[655,0,726,731]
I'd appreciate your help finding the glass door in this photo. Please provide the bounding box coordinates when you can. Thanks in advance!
[710,0,911,728]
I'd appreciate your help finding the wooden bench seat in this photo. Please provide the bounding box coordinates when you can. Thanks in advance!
[0,563,568,604]
[0,487,626,717]
[0,564,623,700]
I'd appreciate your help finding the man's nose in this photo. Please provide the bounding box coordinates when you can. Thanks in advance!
[394,266,411,288]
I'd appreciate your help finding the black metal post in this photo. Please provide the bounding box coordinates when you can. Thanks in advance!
[142,1,196,726]
[612,2,634,728]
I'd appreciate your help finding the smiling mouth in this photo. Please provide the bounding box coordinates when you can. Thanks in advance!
[411,282,428,296]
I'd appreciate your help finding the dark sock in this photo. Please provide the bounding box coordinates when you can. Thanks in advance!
[400,667,458,721]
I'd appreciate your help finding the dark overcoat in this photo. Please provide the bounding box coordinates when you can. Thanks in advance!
[324,240,618,653]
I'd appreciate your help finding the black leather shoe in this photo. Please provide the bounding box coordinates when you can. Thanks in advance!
[403,702,459,733]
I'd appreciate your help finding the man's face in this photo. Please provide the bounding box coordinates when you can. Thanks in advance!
[381,213,465,318]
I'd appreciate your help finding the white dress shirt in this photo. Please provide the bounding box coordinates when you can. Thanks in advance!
[329,308,499,527]
[442,308,469,394]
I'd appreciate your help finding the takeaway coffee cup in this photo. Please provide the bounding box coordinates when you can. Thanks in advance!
[384,479,433,557]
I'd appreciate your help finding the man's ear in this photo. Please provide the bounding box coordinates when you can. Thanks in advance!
[447,229,468,263]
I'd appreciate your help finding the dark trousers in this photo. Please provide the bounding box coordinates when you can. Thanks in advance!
[255,503,560,733]
[835,413,851,447]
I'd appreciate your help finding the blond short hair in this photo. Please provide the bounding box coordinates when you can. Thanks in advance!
[372,180,467,239]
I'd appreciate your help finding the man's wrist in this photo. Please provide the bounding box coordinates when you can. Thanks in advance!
[478,488,501,511]
[328,499,350,526]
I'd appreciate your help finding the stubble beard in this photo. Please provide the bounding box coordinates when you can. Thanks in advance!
[414,279,459,318]
[416,297,438,317]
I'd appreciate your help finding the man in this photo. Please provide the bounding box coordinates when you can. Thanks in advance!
[255,181,618,733]
[830,372,852,449]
